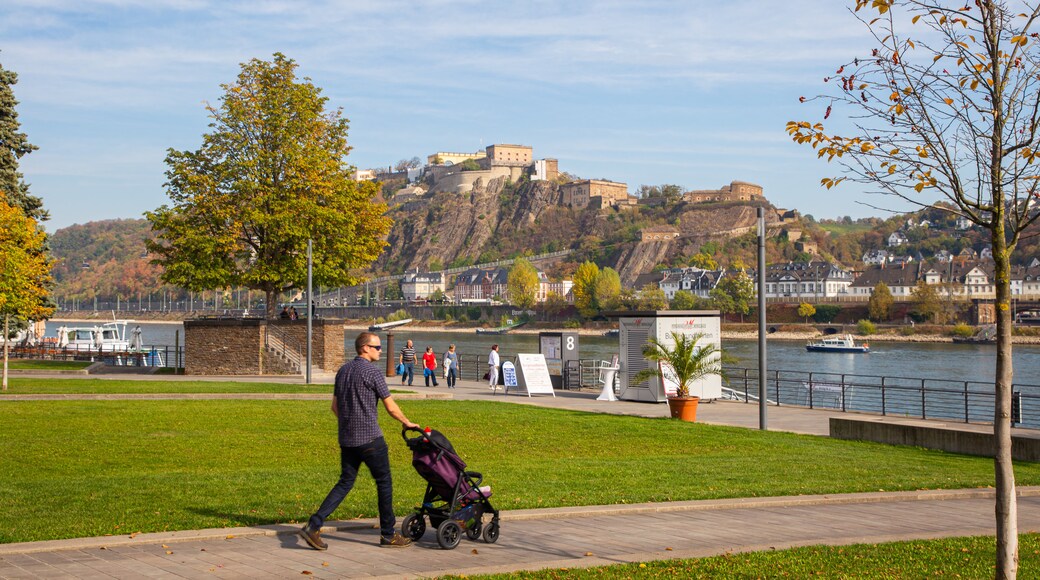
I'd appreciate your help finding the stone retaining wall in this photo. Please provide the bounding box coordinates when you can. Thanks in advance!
[184,318,345,376]
[830,416,1040,461]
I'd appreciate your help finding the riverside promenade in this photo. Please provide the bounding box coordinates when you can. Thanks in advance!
[3,374,1040,578]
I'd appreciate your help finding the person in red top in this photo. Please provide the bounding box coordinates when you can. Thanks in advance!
[422,346,439,387]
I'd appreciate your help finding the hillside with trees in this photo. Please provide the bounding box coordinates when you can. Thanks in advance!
[49,219,168,304]
[48,185,1037,306]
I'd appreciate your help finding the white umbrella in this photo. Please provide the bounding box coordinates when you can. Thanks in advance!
[57,326,69,348]
[130,325,143,351]
[24,327,36,347]
[93,326,103,350]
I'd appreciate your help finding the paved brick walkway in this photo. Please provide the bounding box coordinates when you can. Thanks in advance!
[2,489,1039,579]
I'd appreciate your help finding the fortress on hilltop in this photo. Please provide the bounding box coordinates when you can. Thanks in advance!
[684,181,764,203]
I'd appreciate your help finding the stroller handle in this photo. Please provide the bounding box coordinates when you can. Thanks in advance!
[401,425,425,443]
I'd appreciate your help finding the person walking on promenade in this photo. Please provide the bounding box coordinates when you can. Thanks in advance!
[398,340,416,386]
[487,344,500,390]
[422,346,439,387]
[444,344,459,389]
[300,331,419,551]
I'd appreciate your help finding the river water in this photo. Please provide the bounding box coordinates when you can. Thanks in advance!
[47,320,1040,426]
[91,322,1040,387]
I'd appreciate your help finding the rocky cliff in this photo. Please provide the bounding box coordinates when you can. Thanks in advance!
[378,178,778,281]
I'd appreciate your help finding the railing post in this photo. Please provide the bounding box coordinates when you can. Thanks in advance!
[881,376,887,416]
[773,369,780,406]
[921,378,927,420]
[743,368,750,403]
[808,374,814,409]
[964,381,970,424]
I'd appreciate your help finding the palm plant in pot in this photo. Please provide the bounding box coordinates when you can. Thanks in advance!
[634,331,726,422]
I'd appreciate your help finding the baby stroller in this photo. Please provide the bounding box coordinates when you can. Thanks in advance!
[400,427,501,549]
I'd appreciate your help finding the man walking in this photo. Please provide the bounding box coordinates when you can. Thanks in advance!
[300,332,419,550]
[399,339,416,386]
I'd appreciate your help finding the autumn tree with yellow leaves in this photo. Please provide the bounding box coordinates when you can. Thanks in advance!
[0,201,55,390]
[787,2,1040,576]
[147,54,391,319]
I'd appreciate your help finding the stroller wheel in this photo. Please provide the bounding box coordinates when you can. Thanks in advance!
[482,521,500,544]
[465,521,482,541]
[402,513,426,541]
[436,520,462,550]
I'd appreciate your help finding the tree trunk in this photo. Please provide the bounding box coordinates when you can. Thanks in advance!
[2,315,9,392]
[993,225,1018,579]
[266,288,277,320]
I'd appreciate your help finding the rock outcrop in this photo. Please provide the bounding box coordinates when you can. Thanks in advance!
[379,178,778,282]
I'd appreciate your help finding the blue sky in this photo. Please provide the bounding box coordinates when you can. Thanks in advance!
[1,0,912,232]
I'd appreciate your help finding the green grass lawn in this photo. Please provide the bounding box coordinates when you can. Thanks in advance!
[441,534,1040,579]
[0,378,333,395]
[3,360,93,370]
[2,399,1039,544]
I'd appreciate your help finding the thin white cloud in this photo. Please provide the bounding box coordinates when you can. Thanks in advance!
[0,0,901,228]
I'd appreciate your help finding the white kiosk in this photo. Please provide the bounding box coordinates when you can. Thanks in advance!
[614,310,722,403]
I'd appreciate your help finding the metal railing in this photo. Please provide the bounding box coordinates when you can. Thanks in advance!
[723,366,1040,429]
[264,326,303,372]
[3,344,184,369]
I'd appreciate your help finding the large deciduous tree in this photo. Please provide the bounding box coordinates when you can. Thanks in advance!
[637,283,669,310]
[0,59,46,222]
[868,281,894,321]
[572,261,600,317]
[910,280,942,322]
[786,2,1040,575]
[592,267,622,312]
[506,257,539,309]
[711,270,755,323]
[797,302,817,323]
[147,53,391,318]
[0,201,54,390]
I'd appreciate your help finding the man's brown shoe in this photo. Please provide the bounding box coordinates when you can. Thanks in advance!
[299,525,328,551]
[379,532,412,548]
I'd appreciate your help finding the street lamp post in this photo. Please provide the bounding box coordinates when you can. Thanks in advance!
[757,207,768,431]
[306,239,313,384]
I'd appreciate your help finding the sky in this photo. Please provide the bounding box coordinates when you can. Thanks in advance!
[1,0,915,232]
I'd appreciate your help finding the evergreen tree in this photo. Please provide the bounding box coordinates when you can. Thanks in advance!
[0,59,46,221]
[0,60,44,221]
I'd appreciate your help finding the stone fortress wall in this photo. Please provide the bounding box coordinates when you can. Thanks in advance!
[685,180,764,203]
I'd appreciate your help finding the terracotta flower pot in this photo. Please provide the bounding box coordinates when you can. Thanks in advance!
[667,396,700,422]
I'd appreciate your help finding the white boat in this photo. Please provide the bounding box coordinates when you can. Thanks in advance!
[806,334,870,353]
[0,329,28,346]
[57,321,136,352]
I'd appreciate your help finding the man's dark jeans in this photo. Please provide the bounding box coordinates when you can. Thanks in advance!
[308,437,395,538]
[401,363,414,386]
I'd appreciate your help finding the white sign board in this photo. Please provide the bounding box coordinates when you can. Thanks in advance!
[502,361,518,388]
[511,353,556,397]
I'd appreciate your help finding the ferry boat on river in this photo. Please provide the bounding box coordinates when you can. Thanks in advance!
[806,334,870,353]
